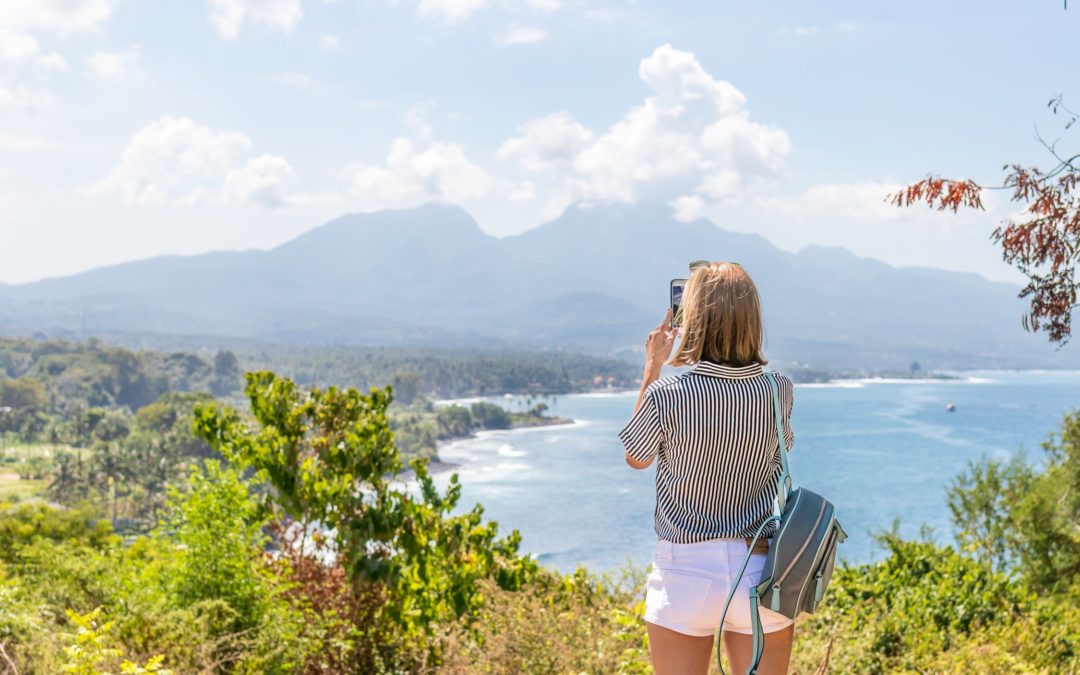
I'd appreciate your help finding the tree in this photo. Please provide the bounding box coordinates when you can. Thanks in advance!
[0,378,46,410]
[192,371,537,639]
[211,351,241,396]
[892,95,1079,343]
[948,410,1080,595]
[435,404,472,438]
[164,460,272,633]
[470,401,511,430]
[390,371,421,405]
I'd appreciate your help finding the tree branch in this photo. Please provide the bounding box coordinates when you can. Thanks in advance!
[0,643,18,675]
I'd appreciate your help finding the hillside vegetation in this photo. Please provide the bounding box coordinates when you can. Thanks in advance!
[0,344,1076,672]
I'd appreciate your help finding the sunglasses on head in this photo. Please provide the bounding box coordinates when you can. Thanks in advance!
[689,260,742,271]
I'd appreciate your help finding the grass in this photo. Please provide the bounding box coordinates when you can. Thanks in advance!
[0,443,81,502]
[0,473,48,502]
[0,442,82,464]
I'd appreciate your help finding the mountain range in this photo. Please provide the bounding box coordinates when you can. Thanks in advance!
[1,202,1075,370]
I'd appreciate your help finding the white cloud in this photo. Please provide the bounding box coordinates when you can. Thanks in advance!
[275,71,314,88]
[0,29,67,69]
[319,33,339,51]
[0,0,114,34]
[584,8,616,22]
[86,44,141,79]
[526,0,561,10]
[782,21,860,37]
[751,181,995,231]
[222,154,295,208]
[0,30,40,63]
[343,136,492,209]
[508,180,536,201]
[0,80,51,108]
[207,0,302,39]
[498,112,593,170]
[405,100,435,140]
[416,0,489,24]
[754,182,901,222]
[497,23,548,45]
[0,131,61,151]
[0,0,111,83]
[499,43,790,211]
[38,51,67,70]
[671,194,706,222]
[80,116,263,206]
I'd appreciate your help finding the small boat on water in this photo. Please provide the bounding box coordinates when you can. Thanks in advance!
[945,402,956,412]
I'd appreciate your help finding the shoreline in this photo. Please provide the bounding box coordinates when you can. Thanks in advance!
[408,415,576,477]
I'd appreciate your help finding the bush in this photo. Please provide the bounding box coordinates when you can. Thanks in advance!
[793,533,1080,673]
[0,501,113,564]
[193,372,539,670]
[948,409,1080,596]
[469,402,511,430]
[439,568,651,674]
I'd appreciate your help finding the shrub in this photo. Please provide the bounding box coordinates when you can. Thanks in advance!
[793,533,1080,673]
[469,402,511,430]
[439,568,651,674]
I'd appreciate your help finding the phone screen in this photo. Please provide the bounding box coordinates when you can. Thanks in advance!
[670,279,686,328]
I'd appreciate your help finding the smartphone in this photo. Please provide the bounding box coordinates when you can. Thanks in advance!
[670,279,686,328]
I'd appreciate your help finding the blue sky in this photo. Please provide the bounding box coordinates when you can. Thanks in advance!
[1,0,1077,284]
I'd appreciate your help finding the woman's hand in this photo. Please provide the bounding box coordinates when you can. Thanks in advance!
[644,308,677,375]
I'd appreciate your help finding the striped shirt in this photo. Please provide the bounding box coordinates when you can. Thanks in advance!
[618,361,794,544]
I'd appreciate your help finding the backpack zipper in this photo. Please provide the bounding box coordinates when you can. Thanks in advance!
[795,520,841,611]
[769,499,828,611]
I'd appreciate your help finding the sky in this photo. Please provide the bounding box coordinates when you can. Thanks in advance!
[1,0,1078,285]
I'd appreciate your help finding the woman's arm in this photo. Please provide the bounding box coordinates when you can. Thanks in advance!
[625,309,677,469]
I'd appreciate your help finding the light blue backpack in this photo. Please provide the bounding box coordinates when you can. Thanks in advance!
[717,371,847,674]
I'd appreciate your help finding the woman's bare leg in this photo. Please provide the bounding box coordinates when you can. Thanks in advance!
[647,622,714,675]
[722,624,794,675]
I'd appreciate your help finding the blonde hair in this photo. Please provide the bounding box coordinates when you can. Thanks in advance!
[669,262,767,368]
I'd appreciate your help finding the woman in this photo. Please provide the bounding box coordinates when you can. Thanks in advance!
[619,262,795,675]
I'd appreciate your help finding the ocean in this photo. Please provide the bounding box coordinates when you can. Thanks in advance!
[433,372,1080,573]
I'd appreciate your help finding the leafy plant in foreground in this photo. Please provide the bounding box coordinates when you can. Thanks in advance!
[192,372,538,643]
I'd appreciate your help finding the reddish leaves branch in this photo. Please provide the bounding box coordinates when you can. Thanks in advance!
[891,166,1080,344]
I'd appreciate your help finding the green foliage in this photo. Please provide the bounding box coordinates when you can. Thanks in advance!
[388,407,439,459]
[0,486,308,673]
[44,392,216,530]
[470,401,511,430]
[439,568,652,674]
[0,377,46,410]
[212,351,242,396]
[435,404,472,438]
[163,461,272,633]
[7,340,1075,674]
[193,371,539,642]
[390,371,421,405]
[241,344,637,399]
[949,410,1080,596]
[60,608,171,675]
[948,454,1034,570]
[0,501,113,564]
[792,534,1080,673]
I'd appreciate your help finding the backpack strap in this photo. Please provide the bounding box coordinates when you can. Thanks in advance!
[715,514,779,675]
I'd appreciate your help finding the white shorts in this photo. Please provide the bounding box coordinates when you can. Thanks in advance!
[644,538,795,637]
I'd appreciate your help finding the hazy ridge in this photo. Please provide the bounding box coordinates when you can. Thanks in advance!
[2,202,1074,370]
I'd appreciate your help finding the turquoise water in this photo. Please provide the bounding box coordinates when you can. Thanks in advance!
[434,372,1080,573]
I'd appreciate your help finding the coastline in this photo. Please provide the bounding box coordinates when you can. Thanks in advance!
[417,414,576,476]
